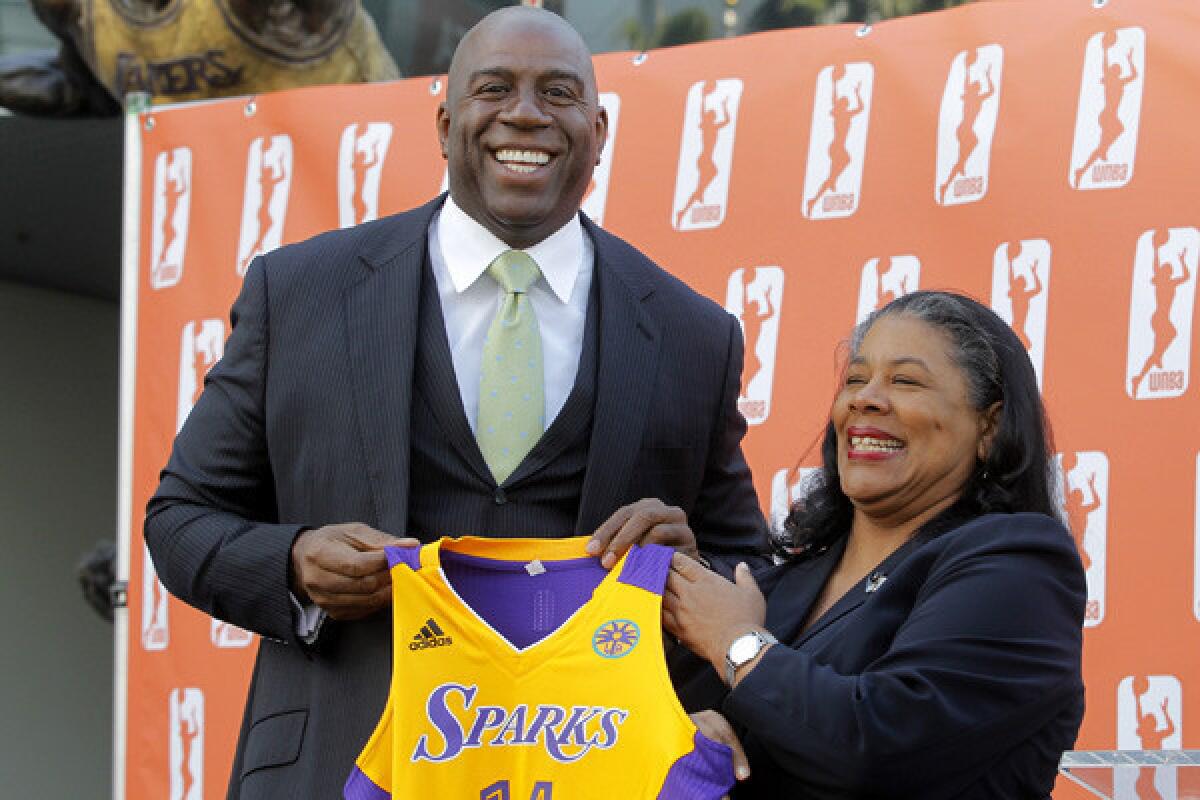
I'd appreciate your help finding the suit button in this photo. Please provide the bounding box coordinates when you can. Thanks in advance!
[494,488,507,505]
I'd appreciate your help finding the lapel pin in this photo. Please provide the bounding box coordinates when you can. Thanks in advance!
[865,571,887,593]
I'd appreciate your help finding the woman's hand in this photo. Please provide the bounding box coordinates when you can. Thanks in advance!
[691,710,751,786]
[587,498,700,569]
[664,552,767,671]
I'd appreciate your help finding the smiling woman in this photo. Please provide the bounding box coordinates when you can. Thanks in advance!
[661,290,1087,799]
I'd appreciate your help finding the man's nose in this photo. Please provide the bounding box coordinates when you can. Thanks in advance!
[500,86,552,127]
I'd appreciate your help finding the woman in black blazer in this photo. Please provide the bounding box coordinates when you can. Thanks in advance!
[664,291,1086,798]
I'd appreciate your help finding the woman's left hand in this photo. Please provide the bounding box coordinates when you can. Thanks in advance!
[664,552,767,670]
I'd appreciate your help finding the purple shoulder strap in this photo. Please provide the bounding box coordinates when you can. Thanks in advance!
[617,544,673,596]
[385,544,421,571]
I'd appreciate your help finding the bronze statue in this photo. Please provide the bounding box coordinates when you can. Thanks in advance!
[0,0,399,116]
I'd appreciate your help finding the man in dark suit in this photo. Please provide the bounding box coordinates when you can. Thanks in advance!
[145,6,765,798]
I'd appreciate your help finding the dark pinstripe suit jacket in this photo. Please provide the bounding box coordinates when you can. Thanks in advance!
[144,195,767,799]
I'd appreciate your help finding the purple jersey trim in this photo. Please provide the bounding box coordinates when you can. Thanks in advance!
[441,549,607,649]
[657,729,737,799]
[343,766,390,800]
[617,543,672,596]
[385,544,421,571]
[441,550,599,572]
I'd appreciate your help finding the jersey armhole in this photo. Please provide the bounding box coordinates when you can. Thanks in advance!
[344,691,394,799]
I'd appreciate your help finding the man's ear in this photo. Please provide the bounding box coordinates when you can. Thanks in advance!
[436,101,449,159]
[593,105,609,165]
[977,401,1002,461]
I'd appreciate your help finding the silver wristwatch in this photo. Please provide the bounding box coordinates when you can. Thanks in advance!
[725,629,777,685]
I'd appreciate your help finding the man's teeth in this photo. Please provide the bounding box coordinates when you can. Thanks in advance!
[850,436,903,452]
[495,149,550,172]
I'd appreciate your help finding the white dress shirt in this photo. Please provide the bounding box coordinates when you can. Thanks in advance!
[294,197,594,639]
[430,195,593,432]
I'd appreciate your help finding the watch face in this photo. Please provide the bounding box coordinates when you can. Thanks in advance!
[729,633,760,664]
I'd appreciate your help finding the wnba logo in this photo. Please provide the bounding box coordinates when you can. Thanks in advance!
[770,467,819,534]
[236,134,293,275]
[211,619,255,648]
[857,256,920,323]
[990,240,1051,389]
[671,79,742,231]
[1125,228,1198,399]
[726,267,784,425]
[141,542,169,651]
[169,688,204,800]
[1070,27,1145,190]
[802,62,873,220]
[581,92,620,226]
[1057,451,1107,627]
[1116,675,1182,799]
[338,123,393,228]
[149,147,192,290]
[176,319,225,432]
[935,45,1003,206]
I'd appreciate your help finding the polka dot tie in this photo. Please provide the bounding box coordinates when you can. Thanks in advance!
[476,250,544,485]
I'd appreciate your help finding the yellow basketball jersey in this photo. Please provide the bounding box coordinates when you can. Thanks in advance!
[345,536,734,799]
[81,0,399,105]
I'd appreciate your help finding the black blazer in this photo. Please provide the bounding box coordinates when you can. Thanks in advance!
[144,195,766,799]
[724,513,1086,799]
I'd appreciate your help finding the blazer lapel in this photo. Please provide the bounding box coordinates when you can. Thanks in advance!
[763,539,846,644]
[575,220,662,534]
[786,533,927,646]
[343,197,444,534]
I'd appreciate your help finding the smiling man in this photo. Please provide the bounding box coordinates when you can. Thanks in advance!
[144,7,765,798]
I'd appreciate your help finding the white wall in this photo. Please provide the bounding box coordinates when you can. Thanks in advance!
[0,279,116,796]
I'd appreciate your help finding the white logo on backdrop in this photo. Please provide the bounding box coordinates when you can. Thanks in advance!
[1070,27,1145,190]
[802,62,874,220]
[150,147,192,290]
[176,319,226,432]
[856,256,920,324]
[141,542,169,652]
[672,79,742,231]
[211,619,255,649]
[169,688,204,800]
[1116,675,1182,799]
[726,267,784,426]
[1125,228,1198,399]
[236,134,293,275]
[770,467,821,535]
[936,45,1003,206]
[581,92,621,226]
[1058,451,1108,627]
[338,123,393,228]
[991,240,1051,389]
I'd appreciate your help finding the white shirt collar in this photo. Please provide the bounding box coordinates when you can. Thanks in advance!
[437,195,583,304]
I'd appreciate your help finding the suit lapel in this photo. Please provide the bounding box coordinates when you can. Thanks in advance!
[413,266,494,485]
[575,220,661,534]
[343,197,444,534]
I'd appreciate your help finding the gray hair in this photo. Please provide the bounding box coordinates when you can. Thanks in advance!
[851,291,1004,411]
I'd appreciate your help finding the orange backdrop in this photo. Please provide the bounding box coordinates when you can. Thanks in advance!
[119,1,1200,797]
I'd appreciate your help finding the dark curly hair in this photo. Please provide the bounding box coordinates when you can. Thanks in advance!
[780,290,1060,558]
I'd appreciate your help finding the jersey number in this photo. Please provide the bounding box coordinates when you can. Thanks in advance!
[480,780,553,800]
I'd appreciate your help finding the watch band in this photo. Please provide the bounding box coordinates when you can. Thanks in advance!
[725,629,778,686]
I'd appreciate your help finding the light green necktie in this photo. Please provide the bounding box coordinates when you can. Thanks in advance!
[477,250,545,484]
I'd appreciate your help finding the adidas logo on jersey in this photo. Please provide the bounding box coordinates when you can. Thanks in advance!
[410,618,453,651]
